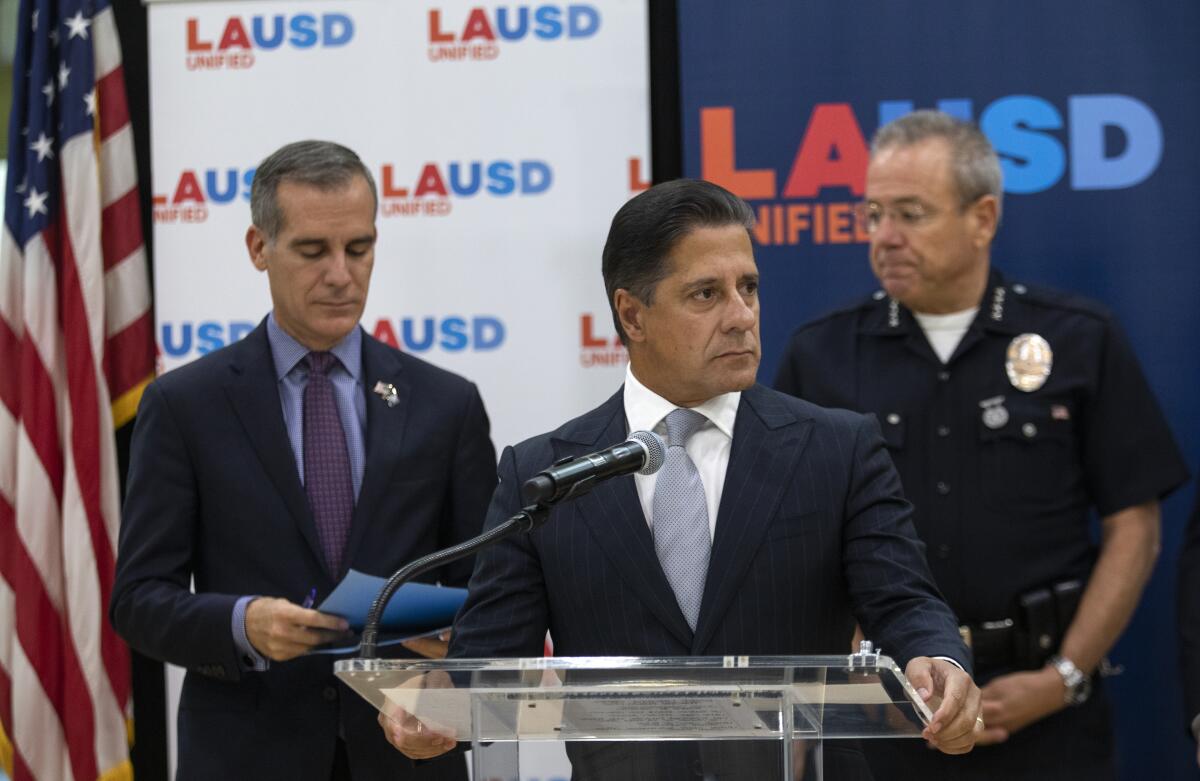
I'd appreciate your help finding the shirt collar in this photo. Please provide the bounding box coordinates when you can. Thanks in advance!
[622,364,740,440]
[266,312,362,382]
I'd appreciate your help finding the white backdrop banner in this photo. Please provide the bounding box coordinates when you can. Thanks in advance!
[146,2,650,778]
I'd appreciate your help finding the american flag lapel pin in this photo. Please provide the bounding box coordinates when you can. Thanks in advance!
[373,381,399,408]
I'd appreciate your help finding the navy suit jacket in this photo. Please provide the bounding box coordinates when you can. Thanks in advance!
[453,383,966,666]
[110,321,495,780]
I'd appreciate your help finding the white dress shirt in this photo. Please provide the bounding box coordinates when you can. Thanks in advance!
[623,365,741,539]
[912,307,978,363]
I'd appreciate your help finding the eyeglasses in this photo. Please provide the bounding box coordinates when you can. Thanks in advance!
[855,201,941,234]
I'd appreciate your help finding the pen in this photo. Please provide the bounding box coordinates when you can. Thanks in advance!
[301,587,317,609]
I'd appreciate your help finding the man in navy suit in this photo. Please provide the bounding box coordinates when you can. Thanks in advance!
[383,179,982,777]
[110,140,496,780]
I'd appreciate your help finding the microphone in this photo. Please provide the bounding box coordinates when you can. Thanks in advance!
[522,430,666,506]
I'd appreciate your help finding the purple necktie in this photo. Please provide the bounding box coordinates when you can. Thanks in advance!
[303,351,354,577]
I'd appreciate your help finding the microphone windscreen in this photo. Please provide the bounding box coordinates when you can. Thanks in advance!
[628,430,666,476]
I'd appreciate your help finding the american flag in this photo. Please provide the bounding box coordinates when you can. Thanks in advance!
[1,0,154,778]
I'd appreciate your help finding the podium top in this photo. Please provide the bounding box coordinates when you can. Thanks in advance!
[335,652,934,741]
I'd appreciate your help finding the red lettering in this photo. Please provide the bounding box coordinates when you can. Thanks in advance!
[186,19,213,52]
[218,18,252,51]
[580,314,607,349]
[782,103,869,199]
[414,164,448,197]
[461,8,496,42]
[372,319,400,348]
[628,158,650,193]
[786,204,811,244]
[428,10,454,43]
[381,165,409,199]
[172,171,205,205]
[700,107,775,200]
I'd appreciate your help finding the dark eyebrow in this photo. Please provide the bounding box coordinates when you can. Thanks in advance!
[289,238,327,250]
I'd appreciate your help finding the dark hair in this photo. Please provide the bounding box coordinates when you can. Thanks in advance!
[250,140,378,240]
[602,178,755,344]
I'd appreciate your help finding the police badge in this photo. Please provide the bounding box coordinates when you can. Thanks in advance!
[1006,333,1053,392]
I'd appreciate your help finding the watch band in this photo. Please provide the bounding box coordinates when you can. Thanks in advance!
[1049,654,1091,706]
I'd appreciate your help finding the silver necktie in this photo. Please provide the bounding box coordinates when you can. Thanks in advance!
[652,408,711,631]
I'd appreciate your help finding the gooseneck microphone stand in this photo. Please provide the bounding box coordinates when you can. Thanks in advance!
[358,503,550,659]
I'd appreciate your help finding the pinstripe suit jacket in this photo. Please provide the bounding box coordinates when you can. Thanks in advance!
[452,382,966,667]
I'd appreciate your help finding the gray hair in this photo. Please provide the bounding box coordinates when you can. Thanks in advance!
[250,140,378,240]
[872,110,1003,219]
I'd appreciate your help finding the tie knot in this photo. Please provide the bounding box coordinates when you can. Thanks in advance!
[305,351,336,376]
[663,408,707,447]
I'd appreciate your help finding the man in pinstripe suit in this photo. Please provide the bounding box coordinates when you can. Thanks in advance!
[383,179,981,778]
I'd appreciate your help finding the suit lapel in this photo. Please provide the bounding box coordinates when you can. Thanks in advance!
[693,385,813,653]
[562,391,695,648]
[344,334,410,568]
[223,323,325,571]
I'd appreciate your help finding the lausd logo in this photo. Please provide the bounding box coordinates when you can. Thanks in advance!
[579,314,626,368]
[378,159,552,217]
[372,316,506,352]
[185,12,353,71]
[153,167,255,224]
[426,5,600,62]
[702,94,1163,247]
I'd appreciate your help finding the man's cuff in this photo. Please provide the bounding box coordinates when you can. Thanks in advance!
[934,655,966,673]
[232,596,269,672]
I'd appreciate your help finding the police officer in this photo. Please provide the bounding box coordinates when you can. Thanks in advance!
[774,110,1188,780]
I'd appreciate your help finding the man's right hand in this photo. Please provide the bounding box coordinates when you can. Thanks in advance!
[245,597,350,661]
[378,706,457,759]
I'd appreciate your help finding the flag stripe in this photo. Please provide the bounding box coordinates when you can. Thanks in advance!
[92,7,121,82]
[0,319,18,418]
[99,189,141,273]
[95,67,130,144]
[98,126,137,210]
[0,228,23,341]
[104,249,150,336]
[106,312,153,404]
[0,494,97,781]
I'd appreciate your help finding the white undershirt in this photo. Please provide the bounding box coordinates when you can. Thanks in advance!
[912,307,978,364]
[622,366,740,540]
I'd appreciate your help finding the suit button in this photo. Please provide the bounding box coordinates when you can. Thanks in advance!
[938,371,951,382]
[323,686,338,702]
[936,425,950,437]
[936,481,950,496]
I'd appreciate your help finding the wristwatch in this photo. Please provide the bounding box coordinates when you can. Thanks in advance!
[1049,655,1092,706]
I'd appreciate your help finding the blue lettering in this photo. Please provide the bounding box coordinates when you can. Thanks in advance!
[449,162,482,197]
[242,168,256,201]
[533,6,563,39]
[196,322,225,355]
[252,15,285,49]
[289,14,319,48]
[520,161,552,195]
[205,169,239,204]
[877,98,973,127]
[496,7,529,41]
[229,321,254,343]
[402,317,435,352]
[487,162,516,195]
[323,13,354,47]
[473,317,505,350]
[568,5,600,38]
[160,323,192,357]
[440,317,468,351]
[1069,95,1162,190]
[980,95,1065,195]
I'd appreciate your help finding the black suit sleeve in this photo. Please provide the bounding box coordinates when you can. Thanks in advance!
[449,445,549,659]
[435,382,498,587]
[1178,491,1200,737]
[840,414,970,673]
[109,381,244,681]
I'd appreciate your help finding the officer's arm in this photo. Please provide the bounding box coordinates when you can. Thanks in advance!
[1057,499,1160,676]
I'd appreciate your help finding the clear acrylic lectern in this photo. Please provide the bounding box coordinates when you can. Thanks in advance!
[335,644,932,781]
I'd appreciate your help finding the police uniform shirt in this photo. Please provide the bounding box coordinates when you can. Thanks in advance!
[773,269,1189,626]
